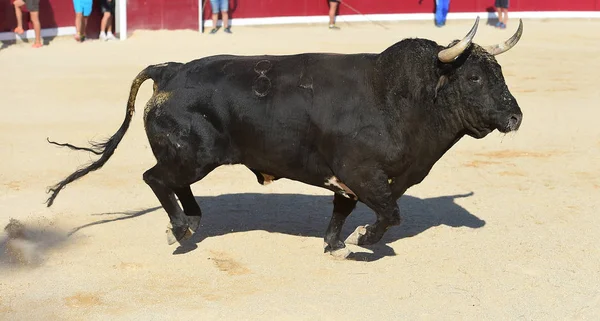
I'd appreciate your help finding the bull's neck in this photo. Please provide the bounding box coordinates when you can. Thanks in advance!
[414,103,464,157]
[383,94,467,177]
[373,48,468,171]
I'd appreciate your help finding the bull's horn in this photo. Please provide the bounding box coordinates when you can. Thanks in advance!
[438,16,480,63]
[484,19,524,56]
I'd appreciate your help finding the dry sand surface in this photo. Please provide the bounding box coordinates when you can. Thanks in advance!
[1,18,599,320]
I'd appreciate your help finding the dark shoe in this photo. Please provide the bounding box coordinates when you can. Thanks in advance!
[209,28,218,34]
[224,27,232,34]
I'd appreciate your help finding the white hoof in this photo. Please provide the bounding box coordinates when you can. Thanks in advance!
[345,225,369,245]
[166,228,177,245]
[329,247,352,259]
[166,226,193,245]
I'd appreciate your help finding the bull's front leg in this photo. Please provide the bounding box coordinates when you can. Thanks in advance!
[343,172,402,247]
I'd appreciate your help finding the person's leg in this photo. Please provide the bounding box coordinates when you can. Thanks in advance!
[21,0,42,47]
[435,0,443,26]
[107,16,112,33]
[328,1,339,28]
[209,0,219,33]
[502,8,508,26]
[82,16,88,37]
[222,11,229,29]
[211,13,219,31]
[494,0,502,27]
[435,0,449,26]
[106,0,116,39]
[100,0,108,33]
[73,0,83,40]
[100,11,110,39]
[30,11,42,46]
[13,0,25,34]
[79,0,92,40]
[106,12,116,39]
[75,13,83,39]
[495,7,501,27]
[221,0,231,32]
[441,0,449,25]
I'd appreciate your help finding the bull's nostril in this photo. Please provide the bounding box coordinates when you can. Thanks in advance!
[508,114,521,129]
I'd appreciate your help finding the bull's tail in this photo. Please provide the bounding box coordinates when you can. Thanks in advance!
[45,63,174,207]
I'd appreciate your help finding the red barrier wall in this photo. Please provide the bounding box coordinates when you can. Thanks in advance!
[2,0,599,36]
[126,0,199,31]
[1,0,102,36]
[128,0,600,33]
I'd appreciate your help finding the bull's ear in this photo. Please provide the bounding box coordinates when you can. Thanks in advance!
[434,75,449,99]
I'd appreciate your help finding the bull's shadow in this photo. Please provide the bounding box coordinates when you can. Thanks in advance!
[77,192,484,262]
[176,191,485,261]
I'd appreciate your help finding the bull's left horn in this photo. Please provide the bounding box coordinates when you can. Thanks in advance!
[438,16,480,63]
[484,19,524,56]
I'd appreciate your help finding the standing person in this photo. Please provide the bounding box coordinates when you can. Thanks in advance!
[13,0,43,48]
[328,0,340,30]
[73,0,93,42]
[435,0,450,27]
[495,0,509,29]
[99,0,117,40]
[209,0,231,34]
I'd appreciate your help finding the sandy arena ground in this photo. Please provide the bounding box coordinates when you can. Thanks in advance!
[1,18,599,320]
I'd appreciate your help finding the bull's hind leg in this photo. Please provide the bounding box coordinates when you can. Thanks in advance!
[324,194,357,258]
[143,166,194,245]
[173,186,202,232]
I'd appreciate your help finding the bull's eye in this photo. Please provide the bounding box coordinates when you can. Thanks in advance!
[468,75,481,83]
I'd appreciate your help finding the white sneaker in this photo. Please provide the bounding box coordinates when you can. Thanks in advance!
[99,32,107,41]
[106,32,117,41]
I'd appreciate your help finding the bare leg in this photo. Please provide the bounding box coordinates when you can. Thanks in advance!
[501,9,508,25]
[13,0,25,34]
[75,13,82,39]
[329,2,338,26]
[81,16,88,38]
[30,11,42,46]
[101,12,110,32]
[212,13,218,29]
[222,12,229,29]
[107,15,113,33]
[495,8,502,26]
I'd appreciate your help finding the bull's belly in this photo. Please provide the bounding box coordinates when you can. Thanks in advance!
[240,150,333,187]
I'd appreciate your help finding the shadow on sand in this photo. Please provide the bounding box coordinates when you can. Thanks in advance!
[73,192,485,262]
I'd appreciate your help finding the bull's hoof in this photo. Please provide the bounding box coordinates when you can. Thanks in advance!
[345,225,369,245]
[323,242,352,259]
[166,224,193,245]
[186,215,202,233]
[329,247,352,259]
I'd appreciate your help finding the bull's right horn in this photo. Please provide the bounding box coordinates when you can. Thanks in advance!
[484,19,524,56]
[438,16,480,63]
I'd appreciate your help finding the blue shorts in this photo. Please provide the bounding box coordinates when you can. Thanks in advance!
[210,0,228,13]
[73,0,93,16]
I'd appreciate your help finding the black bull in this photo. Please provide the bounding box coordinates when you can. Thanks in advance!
[46,18,524,258]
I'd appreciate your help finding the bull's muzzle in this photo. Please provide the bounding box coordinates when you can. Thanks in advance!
[505,113,523,132]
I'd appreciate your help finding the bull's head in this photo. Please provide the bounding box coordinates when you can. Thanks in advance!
[436,17,523,138]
